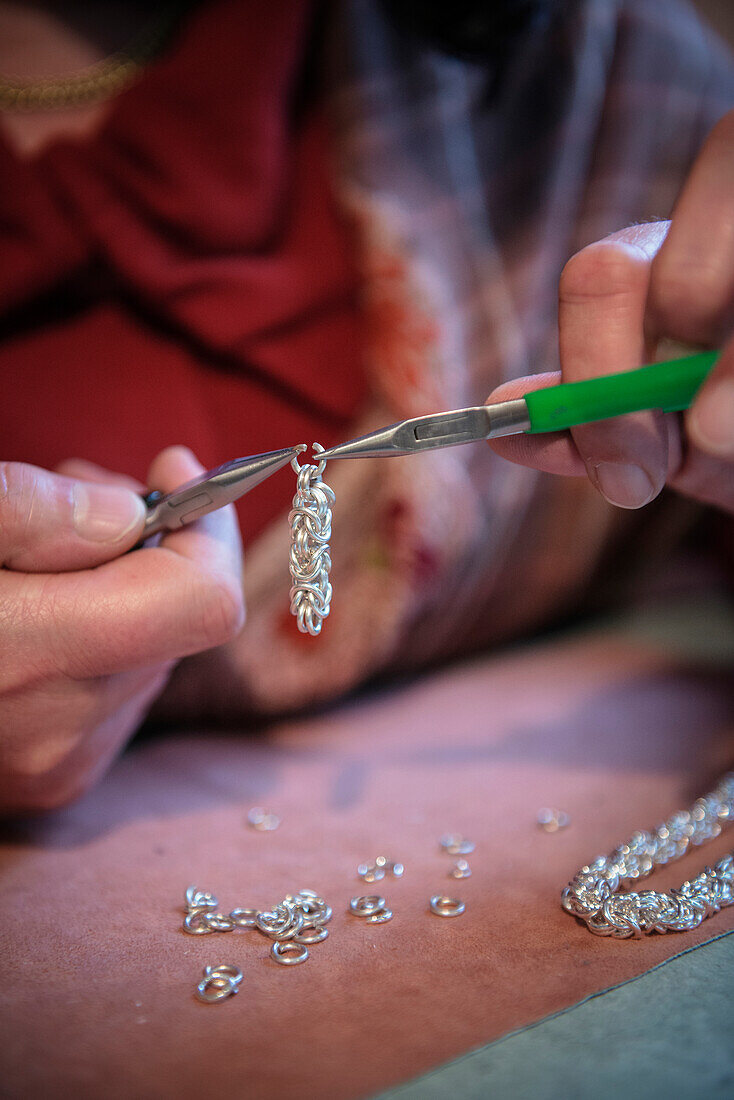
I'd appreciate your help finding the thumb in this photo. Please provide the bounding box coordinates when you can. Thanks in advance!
[0,461,146,573]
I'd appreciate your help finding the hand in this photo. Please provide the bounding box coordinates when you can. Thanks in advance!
[0,447,244,814]
[487,109,734,514]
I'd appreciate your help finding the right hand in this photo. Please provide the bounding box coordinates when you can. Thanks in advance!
[0,447,245,815]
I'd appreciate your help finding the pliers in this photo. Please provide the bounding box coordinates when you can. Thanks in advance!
[318,350,718,460]
[140,350,718,538]
[141,447,300,539]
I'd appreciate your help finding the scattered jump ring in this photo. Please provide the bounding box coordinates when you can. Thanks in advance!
[537,808,570,833]
[294,926,329,944]
[203,912,236,932]
[185,886,218,911]
[449,859,472,879]
[430,895,465,917]
[365,908,393,924]
[350,895,386,916]
[247,807,280,831]
[229,907,259,928]
[195,964,242,1003]
[440,834,475,856]
[357,863,385,883]
[271,941,309,965]
[183,909,216,935]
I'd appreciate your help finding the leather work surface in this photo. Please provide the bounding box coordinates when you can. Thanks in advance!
[1,625,733,1099]
[379,931,734,1099]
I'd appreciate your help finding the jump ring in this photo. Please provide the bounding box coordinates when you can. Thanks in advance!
[183,908,215,935]
[294,926,329,944]
[365,907,393,924]
[349,895,386,916]
[429,894,466,917]
[271,941,309,965]
[229,907,259,928]
[185,886,218,911]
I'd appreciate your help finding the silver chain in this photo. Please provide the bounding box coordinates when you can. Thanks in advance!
[562,772,734,937]
[288,444,334,636]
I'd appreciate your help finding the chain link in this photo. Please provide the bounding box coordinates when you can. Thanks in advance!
[562,772,734,937]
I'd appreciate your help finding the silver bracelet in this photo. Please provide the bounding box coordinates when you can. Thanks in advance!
[562,772,734,937]
[289,444,334,636]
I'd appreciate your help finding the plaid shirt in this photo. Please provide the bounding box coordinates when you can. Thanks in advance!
[227,0,734,710]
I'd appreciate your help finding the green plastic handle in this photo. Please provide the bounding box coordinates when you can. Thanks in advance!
[524,351,720,434]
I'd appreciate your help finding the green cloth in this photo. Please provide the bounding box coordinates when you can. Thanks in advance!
[378,931,734,1100]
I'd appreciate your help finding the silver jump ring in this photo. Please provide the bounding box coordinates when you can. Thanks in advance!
[439,835,475,856]
[291,442,327,479]
[271,940,309,965]
[294,926,329,944]
[195,964,242,1003]
[365,907,393,924]
[183,908,215,935]
[203,964,243,987]
[349,895,386,916]
[429,894,466,917]
[185,886,218,911]
[449,859,472,879]
[229,907,259,928]
[204,912,236,932]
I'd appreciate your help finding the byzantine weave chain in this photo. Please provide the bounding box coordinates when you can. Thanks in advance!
[561,772,734,937]
[288,444,334,636]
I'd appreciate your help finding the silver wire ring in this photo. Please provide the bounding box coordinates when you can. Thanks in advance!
[229,907,259,928]
[449,859,472,879]
[439,834,475,856]
[185,886,218,911]
[256,905,304,940]
[294,926,329,944]
[429,895,466,917]
[183,908,216,935]
[271,940,309,965]
[349,895,386,916]
[365,907,393,924]
[203,912,236,932]
[203,964,243,987]
[195,964,242,1003]
[291,442,327,479]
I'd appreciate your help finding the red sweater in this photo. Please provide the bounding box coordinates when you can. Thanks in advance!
[0,0,365,540]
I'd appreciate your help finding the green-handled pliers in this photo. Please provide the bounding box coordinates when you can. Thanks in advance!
[317,351,719,460]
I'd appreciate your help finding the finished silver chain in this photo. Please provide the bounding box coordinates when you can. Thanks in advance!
[562,772,734,937]
[289,444,334,636]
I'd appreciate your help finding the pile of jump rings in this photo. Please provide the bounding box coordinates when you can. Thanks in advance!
[183,885,332,998]
[186,835,474,1002]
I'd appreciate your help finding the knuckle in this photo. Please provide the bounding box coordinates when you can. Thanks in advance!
[651,256,732,335]
[192,572,246,648]
[560,240,649,305]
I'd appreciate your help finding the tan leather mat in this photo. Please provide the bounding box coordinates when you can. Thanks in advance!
[1,628,733,1099]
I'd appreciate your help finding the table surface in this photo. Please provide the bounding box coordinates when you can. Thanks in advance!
[1,609,733,1099]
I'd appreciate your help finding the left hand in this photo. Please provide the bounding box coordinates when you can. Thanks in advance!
[487,108,734,515]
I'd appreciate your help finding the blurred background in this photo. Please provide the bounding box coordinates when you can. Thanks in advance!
[695,0,734,44]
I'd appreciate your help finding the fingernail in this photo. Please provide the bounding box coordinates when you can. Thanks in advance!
[72,483,146,542]
[593,462,656,509]
[688,379,734,457]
